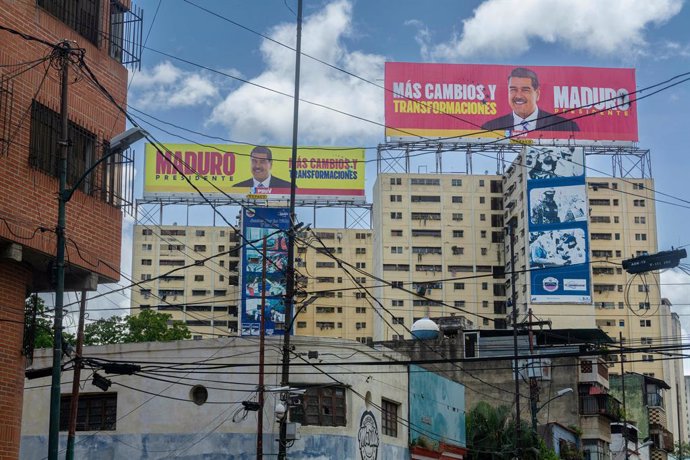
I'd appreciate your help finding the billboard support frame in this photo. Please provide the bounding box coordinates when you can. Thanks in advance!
[375,142,650,178]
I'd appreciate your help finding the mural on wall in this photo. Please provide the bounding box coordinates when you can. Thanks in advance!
[358,410,379,460]
[408,364,466,451]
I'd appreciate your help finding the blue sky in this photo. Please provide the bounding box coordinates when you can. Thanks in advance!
[88,0,690,350]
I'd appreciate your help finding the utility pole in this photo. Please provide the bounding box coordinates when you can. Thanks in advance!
[528,309,539,437]
[66,290,87,460]
[48,40,73,460]
[507,220,521,456]
[256,237,267,459]
[278,0,303,458]
[620,332,629,460]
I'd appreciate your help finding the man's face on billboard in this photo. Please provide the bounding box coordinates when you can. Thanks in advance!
[508,76,540,119]
[251,152,271,182]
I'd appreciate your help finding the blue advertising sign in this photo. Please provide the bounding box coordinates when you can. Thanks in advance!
[525,146,592,303]
[240,207,290,336]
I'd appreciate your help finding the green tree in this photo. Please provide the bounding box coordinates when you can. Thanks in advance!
[83,315,127,345]
[466,401,559,460]
[84,310,191,345]
[672,441,690,459]
[124,310,191,343]
[24,295,75,351]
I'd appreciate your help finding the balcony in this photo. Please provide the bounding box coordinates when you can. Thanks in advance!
[579,394,621,420]
[650,424,674,452]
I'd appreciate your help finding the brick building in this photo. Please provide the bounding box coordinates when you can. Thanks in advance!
[0,1,140,457]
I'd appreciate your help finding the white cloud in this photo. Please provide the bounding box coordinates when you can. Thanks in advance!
[208,0,385,145]
[429,0,684,60]
[130,61,220,110]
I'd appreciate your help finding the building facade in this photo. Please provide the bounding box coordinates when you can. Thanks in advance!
[131,225,376,342]
[21,337,468,459]
[1,1,139,456]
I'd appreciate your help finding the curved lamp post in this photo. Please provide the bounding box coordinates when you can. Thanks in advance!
[531,387,574,434]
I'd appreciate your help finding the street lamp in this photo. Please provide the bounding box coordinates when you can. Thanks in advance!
[531,387,574,434]
[47,125,145,460]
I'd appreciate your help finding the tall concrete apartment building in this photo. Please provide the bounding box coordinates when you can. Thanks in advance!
[372,173,507,340]
[131,225,375,342]
[1,0,140,456]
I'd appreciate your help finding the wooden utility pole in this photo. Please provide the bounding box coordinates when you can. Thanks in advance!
[66,290,87,460]
[256,236,267,459]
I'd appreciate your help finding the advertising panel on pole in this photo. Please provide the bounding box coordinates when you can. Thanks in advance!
[384,62,637,144]
[240,207,290,336]
[525,146,592,303]
[143,143,366,203]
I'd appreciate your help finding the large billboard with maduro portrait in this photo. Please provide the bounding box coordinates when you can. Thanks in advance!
[384,63,637,144]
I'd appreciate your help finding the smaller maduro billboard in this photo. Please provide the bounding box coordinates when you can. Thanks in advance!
[144,144,365,202]
[240,207,290,336]
[385,62,637,143]
[525,146,591,303]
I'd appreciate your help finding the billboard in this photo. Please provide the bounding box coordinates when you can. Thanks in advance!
[240,207,290,336]
[384,62,637,143]
[143,144,366,203]
[525,146,592,303]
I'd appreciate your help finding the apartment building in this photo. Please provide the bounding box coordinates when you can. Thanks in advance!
[131,225,241,338]
[131,225,375,341]
[294,228,374,342]
[372,173,507,340]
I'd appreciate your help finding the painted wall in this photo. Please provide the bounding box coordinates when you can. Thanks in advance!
[21,337,409,460]
[408,364,466,450]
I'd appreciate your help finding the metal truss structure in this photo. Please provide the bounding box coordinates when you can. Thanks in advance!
[377,141,652,178]
[134,197,373,229]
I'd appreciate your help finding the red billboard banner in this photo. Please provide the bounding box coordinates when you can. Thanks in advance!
[384,62,638,143]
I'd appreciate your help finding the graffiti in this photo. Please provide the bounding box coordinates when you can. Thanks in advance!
[358,411,379,460]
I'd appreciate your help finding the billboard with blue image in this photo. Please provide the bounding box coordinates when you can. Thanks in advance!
[525,146,592,303]
[240,207,290,336]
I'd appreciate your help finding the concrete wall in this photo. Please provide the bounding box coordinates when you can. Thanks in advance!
[21,337,409,459]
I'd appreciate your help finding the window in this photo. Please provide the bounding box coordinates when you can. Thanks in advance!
[452,196,463,203]
[297,321,307,329]
[392,317,404,325]
[38,0,100,44]
[640,319,651,327]
[635,233,647,241]
[411,212,441,221]
[411,229,441,237]
[639,302,650,310]
[479,179,485,187]
[390,195,402,202]
[390,246,403,254]
[193,245,207,252]
[391,281,403,289]
[638,284,650,293]
[452,213,464,221]
[451,179,462,186]
[60,393,116,431]
[480,214,486,221]
[291,385,346,427]
[633,199,646,207]
[480,248,488,256]
[356,307,367,314]
[411,178,440,186]
[141,259,152,266]
[634,216,646,224]
[30,101,97,194]
[390,212,402,219]
[454,301,466,308]
[391,230,403,237]
[452,230,464,238]
[140,274,151,281]
[381,399,399,437]
[642,354,654,362]
[633,183,645,190]
[390,177,401,185]
[142,229,153,236]
[480,230,487,238]
[391,300,404,307]
[479,196,485,204]
[196,230,206,237]
[194,275,204,282]
[355,262,366,269]
[454,282,465,290]
[481,282,488,290]
[356,248,367,255]
[411,195,441,203]
[141,244,152,251]
[218,245,225,252]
